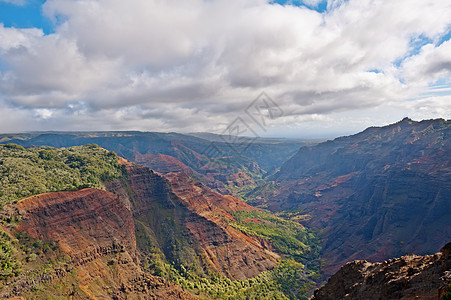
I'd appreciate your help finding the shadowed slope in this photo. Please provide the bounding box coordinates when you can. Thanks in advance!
[259,118,451,275]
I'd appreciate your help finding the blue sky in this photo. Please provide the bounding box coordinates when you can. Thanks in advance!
[0,0,54,34]
[272,0,328,12]
[0,0,450,136]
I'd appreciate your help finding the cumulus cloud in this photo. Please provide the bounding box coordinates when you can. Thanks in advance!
[0,0,450,135]
[401,40,451,85]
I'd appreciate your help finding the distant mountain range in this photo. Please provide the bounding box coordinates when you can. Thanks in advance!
[0,131,316,172]
[0,131,317,200]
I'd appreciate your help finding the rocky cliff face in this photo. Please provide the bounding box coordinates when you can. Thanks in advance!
[120,160,279,280]
[1,188,195,299]
[16,189,137,265]
[311,242,451,300]
[263,118,451,275]
[164,172,279,279]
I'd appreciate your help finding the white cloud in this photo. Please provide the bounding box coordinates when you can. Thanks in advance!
[401,39,451,86]
[0,24,42,52]
[34,108,54,120]
[0,0,450,135]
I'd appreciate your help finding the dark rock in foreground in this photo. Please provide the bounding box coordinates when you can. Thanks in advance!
[311,242,451,300]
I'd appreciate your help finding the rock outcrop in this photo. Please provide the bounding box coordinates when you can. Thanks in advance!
[134,152,194,174]
[311,242,451,300]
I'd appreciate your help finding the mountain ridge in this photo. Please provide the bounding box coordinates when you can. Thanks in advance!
[0,131,315,200]
[252,117,451,276]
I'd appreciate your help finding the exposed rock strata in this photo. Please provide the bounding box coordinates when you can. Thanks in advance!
[2,188,195,299]
[16,189,137,265]
[122,161,279,280]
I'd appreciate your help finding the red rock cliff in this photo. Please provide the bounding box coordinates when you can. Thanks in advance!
[123,161,279,280]
[17,188,137,264]
[10,188,195,299]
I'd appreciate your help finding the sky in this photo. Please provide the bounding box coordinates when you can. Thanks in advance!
[0,0,450,138]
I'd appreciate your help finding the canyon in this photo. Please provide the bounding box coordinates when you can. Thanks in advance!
[0,118,449,298]
[260,118,451,276]
[0,145,316,298]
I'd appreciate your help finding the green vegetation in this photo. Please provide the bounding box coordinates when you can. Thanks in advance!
[144,258,313,299]
[0,226,71,298]
[170,262,288,299]
[0,229,21,280]
[229,211,320,261]
[14,231,59,258]
[0,143,126,294]
[227,210,322,297]
[0,143,125,206]
[245,181,279,208]
[270,259,315,299]
[0,224,79,297]
[193,153,267,200]
[135,206,321,299]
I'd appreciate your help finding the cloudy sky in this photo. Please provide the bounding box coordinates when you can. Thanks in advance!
[0,0,450,137]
